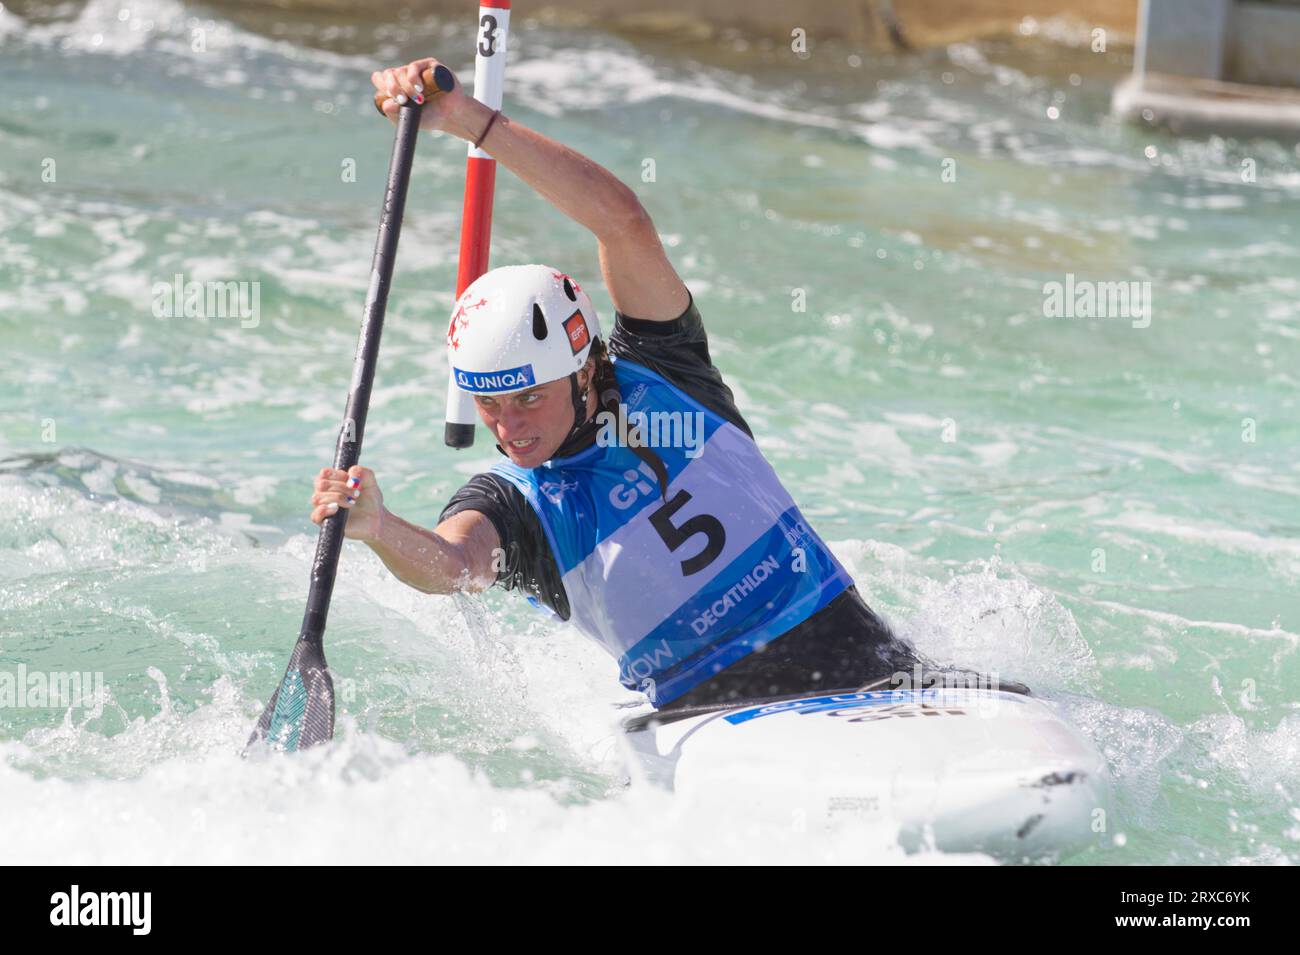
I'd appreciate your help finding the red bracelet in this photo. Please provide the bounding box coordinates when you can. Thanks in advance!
[474,109,501,149]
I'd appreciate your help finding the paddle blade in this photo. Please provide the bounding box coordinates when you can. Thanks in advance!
[245,638,335,753]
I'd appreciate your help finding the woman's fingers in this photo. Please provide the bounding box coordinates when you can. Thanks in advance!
[311,503,338,524]
[312,475,358,493]
[370,59,450,121]
[369,70,395,120]
[311,466,362,513]
[385,67,412,106]
[313,467,374,488]
[308,465,381,539]
[346,465,375,489]
[314,467,349,491]
[311,480,360,500]
[406,62,425,104]
[372,94,399,123]
[310,485,358,505]
[309,491,354,525]
[309,468,381,541]
[310,467,375,504]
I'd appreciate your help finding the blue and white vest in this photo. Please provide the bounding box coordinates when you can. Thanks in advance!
[490,358,851,706]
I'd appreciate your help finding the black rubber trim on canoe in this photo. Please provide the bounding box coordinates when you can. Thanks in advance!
[624,674,1033,732]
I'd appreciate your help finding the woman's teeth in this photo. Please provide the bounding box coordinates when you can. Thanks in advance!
[509,438,538,449]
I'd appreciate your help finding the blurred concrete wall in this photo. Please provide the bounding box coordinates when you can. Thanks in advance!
[1136,0,1300,88]
[1228,1,1300,86]
[1116,0,1300,133]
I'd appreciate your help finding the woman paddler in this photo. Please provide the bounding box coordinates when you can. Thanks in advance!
[309,57,921,710]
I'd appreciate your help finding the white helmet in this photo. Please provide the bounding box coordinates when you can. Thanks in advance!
[448,264,600,396]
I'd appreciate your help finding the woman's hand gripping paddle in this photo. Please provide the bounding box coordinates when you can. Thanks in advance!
[245,66,455,753]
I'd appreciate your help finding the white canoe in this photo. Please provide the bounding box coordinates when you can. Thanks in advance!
[623,685,1112,861]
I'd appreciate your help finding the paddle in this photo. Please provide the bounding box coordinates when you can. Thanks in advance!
[246,66,454,753]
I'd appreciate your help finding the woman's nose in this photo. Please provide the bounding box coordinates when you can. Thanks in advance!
[496,405,524,433]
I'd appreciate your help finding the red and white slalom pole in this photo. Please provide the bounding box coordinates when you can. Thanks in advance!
[444,0,511,449]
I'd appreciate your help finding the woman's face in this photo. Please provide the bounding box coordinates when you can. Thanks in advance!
[473,362,593,468]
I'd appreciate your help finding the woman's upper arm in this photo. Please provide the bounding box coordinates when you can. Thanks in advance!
[597,206,690,322]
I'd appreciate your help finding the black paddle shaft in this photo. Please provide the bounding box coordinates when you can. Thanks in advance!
[299,86,434,647]
[246,66,455,753]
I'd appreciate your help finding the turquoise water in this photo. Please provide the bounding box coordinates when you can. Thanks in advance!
[1,1,1297,863]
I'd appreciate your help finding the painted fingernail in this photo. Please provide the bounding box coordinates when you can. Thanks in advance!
[414,94,424,104]
[347,476,360,488]
[395,93,408,105]
[414,83,424,93]
[327,502,339,514]
[347,496,356,504]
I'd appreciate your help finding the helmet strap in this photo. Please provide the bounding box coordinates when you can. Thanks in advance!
[541,368,598,461]
[568,370,589,435]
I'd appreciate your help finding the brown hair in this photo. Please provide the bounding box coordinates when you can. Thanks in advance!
[586,337,670,500]
[588,337,621,423]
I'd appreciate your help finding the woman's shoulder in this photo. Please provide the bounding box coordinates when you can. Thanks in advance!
[608,288,706,356]
[606,290,752,437]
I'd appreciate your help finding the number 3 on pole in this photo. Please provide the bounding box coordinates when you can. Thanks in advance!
[479,14,500,56]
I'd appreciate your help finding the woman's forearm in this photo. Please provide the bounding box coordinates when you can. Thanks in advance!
[365,509,481,595]
[444,97,646,239]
